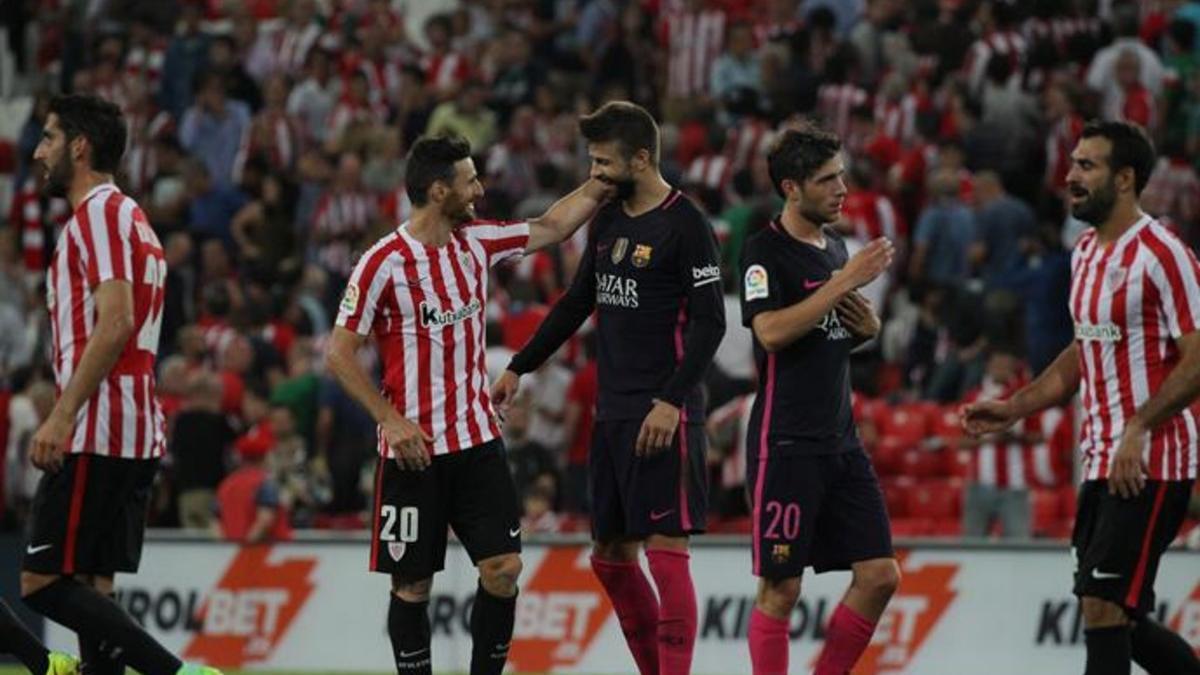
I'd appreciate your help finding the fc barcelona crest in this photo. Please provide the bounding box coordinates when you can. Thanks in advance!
[632,244,653,268]
[612,237,629,264]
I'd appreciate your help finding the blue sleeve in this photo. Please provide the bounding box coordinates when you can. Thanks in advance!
[256,480,281,509]
[914,210,936,246]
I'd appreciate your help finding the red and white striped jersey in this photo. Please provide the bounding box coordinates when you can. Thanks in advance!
[965,382,1074,488]
[963,30,1027,93]
[313,190,378,278]
[1045,114,1084,193]
[423,52,471,92]
[841,189,904,242]
[124,41,166,92]
[816,83,869,142]
[272,23,322,77]
[1142,158,1200,229]
[47,184,166,459]
[10,177,70,273]
[328,97,388,140]
[660,8,725,98]
[336,220,531,456]
[1070,216,1200,481]
[123,107,175,196]
[874,92,924,149]
[685,153,732,191]
[722,118,774,173]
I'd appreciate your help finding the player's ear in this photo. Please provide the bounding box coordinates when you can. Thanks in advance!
[70,135,88,165]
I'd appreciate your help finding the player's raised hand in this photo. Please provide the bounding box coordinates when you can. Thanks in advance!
[1108,424,1149,499]
[636,399,681,456]
[842,238,894,289]
[29,412,73,473]
[382,412,433,471]
[836,291,880,338]
[491,370,521,411]
[961,399,1017,437]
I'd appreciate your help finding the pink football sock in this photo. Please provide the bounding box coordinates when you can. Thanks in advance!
[591,556,660,675]
[814,602,877,675]
[646,549,698,675]
[748,606,790,675]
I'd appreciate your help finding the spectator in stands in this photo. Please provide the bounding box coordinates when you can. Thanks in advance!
[287,47,339,146]
[207,34,262,113]
[315,373,376,514]
[230,171,299,282]
[910,168,976,287]
[426,79,499,151]
[971,171,1038,291]
[311,151,378,288]
[1141,136,1200,243]
[216,425,292,543]
[996,222,1074,376]
[159,0,210,117]
[182,158,250,249]
[711,21,764,106]
[4,377,54,527]
[561,335,598,514]
[171,371,235,530]
[180,72,252,187]
[267,403,330,528]
[521,483,565,534]
[1086,2,1166,99]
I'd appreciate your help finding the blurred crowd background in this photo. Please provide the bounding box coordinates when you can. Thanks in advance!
[0,0,1198,544]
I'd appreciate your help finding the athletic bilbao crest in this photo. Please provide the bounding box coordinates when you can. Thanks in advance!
[611,237,629,264]
[509,547,614,672]
[388,542,407,562]
[184,547,317,668]
[1105,265,1128,289]
[1168,580,1200,657]
[813,551,958,673]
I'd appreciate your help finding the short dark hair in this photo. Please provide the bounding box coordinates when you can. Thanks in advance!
[766,123,842,198]
[405,134,472,206]
[48,95,126,174]
[1080,119,1157,195]
[579,101,660,164]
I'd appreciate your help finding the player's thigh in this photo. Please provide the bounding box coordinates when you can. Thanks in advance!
[627,422,708,538]
[811,450,894,574]
[589,420,631,542]
[1072,479,1194,616]
[101,458,161,575]
[371,456,449,580]
[22,455,87,574]
[748,452,827,580]
[447,441,522,565]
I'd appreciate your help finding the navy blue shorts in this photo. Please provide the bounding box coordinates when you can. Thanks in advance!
[590,419,708,541]
[747,448,893,579]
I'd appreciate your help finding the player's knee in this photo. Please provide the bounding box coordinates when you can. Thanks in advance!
[854,559,901,601]
[479,554,523,596]
[1080,596,1128,627]
[757,577,801,616]
[391,576,433,602]
[19,572,58,599]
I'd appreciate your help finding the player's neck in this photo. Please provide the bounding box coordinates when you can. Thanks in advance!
[68,171,114,210]
[406,210,453,247]
[779,207,826,246]
[622,174,673,217]
[1094,202,1145,245]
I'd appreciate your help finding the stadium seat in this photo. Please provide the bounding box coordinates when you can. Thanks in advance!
[906,479,963,520]
[889,517,933,537]
[871,436,907,475]
[929,405,965,446]
[928,517,963,538]
[1030,488,1062,537]
[881,477,913,518]
[877,402,931,449]
[942,448,973,478]
[1058,485,1078,520]
[900,447,944,478]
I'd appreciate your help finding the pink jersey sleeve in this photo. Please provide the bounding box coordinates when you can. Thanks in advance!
[76,191,135,287]
[461,220,530,267]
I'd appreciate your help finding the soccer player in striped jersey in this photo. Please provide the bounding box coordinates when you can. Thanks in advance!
[325,134,610,675]
[15,95,219,675]
[965,121,1200,675]
[494,101,727,675]
[739,124,897,675]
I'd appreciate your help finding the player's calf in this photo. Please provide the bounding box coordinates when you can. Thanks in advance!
[471,554,521,675]
[387,575,433,675]
[750,577,799,675]
[846,557,900,620]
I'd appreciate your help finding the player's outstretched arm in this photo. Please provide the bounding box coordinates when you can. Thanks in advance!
[507,229,600,377]
[524,178,614,253]
[751,238,893,352]
[962,343,1081,436]
[31,280,134,472]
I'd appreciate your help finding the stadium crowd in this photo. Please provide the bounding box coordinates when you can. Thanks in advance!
[0,0,1198,542]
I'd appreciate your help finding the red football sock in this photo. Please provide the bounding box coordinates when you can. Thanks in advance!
[814,602,877,675]
[748,606,789,675]
[646,549,698,675]
[591,556,660,675]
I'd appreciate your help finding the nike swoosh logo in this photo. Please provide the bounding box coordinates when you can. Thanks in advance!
[25,544,52,555]
[1091,569,1122,580]
[803,279,827,290]
[509,528,521,537]
[649,509,674,521]
[398,648,429,658]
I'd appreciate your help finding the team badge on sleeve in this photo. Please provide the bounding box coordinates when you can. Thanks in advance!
[341,284,360,314]
[745,264,769,300]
